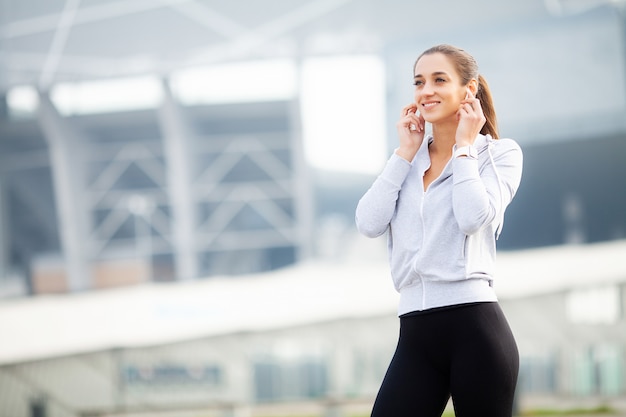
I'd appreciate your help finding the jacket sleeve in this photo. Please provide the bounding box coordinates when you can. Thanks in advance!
[451,139,523,236]
[355,153,412,238]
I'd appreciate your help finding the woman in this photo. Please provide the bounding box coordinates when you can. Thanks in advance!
[355,44,523,417]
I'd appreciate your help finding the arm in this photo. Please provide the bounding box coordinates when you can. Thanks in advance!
[355,153,412,238]
[452,140,523,235]
[355,103,425,237]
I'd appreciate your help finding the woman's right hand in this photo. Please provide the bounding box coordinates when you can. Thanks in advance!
[395,103,425,162]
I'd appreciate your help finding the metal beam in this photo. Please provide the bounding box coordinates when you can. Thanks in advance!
[38,0,82,90]
[289,61,314,261]
[186,0,357,67]
[1,0,194,39]
[1,0,357,83]
[0,174,7,280]
[614,0,626,111]
[37,92,90,292]
[160,0,249,38]
[158,79,198,281]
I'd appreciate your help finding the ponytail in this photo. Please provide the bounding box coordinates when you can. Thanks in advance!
[477,74,499,139]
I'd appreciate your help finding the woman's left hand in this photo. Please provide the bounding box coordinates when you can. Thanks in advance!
[455,89,486,147]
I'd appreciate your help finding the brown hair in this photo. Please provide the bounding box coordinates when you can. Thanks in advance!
[414,44,499,139]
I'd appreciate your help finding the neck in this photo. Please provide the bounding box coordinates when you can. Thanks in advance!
[430,121,458,156]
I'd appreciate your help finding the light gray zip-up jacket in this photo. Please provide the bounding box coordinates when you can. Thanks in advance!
[355,133,523,315]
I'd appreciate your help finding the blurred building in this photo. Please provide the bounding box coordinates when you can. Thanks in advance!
[0,239,625,416]
[1,0,626,294]
[0,94,311,293]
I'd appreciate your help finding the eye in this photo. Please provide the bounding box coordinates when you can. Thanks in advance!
[413,79,423,86]
[435,77,446,83]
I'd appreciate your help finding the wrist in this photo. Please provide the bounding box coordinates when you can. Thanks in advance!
[453,144,478,159]
[395,146,418,162]
[455,139,473,148]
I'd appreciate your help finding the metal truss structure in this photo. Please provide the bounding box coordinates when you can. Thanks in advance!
[1,83,311,292]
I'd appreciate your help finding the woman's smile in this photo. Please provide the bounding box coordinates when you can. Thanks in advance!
[421,101,441,110]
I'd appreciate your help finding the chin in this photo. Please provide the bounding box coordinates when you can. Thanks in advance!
[426,112,456,125]
[421,115,437,124]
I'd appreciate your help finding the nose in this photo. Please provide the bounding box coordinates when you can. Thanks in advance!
[420,81,435,96]
[415,83,433,102]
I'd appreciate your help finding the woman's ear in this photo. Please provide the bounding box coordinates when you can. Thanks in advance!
[468,79,479,97]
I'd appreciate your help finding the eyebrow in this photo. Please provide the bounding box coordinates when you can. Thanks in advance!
[414,71,449,79]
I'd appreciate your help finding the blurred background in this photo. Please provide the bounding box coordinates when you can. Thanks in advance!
[0,0,625,416]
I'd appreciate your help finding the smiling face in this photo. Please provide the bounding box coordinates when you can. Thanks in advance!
[413,52,471,125]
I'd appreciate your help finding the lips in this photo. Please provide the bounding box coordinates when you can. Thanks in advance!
[421,101,440,109]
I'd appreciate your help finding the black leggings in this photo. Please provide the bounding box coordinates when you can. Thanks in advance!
[371,302,519,417]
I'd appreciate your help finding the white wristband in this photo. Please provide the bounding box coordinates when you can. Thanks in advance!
[454,145,478,159]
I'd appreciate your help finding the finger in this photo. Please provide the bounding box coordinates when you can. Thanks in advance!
[405,113,423,132]
[406,112,422,126]
[466,99,484,117]
[410,122,424,133]
[402,103,418,116]
[457,105,473,121]
[415,112,425,131]
[458,103,472,115]
[461,100,479,114]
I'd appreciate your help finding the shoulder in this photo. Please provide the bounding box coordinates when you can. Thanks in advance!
[487,138,523,162]
[492,137,521,152]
